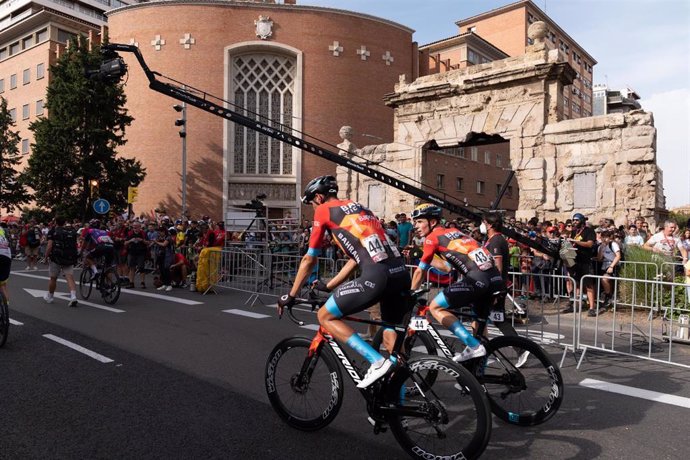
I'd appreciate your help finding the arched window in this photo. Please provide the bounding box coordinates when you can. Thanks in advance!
[231,53,295,176]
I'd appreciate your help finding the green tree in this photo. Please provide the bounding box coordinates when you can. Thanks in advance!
[0,97,29,213]
[22,36,145,219]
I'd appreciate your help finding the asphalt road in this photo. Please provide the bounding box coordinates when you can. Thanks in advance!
[2,267,689,459]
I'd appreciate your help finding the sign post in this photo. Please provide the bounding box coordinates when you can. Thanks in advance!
[93,198,110,215]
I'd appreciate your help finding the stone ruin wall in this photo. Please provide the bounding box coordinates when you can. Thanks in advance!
[336,23,664,226]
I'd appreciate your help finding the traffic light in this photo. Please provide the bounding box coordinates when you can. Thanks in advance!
[173,104,186,138]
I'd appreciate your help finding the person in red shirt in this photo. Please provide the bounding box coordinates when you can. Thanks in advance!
[212,221,226,248]
[170,252,191,287]
[278,175,411,388]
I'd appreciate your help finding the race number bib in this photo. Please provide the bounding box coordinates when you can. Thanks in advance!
[489,310,504,322]
[468,248,493,271]
[364,234,389,263]
[384,234,401,258]
[97,235,114,245]
[409,316,429,331]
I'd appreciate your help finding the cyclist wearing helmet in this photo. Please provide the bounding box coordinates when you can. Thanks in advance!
[278,175,411,388]
[410,203,506,362]
[81,219,115,276]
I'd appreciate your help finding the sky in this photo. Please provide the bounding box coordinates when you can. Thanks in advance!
[301,0,690,208]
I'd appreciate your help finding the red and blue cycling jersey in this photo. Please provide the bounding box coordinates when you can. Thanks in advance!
[418,227,500,284]
[308,199,403,268]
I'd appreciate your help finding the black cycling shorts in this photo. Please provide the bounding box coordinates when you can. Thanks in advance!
[437,275,505,318]
[325,263,412,325]
[0,256,10,283]
[88,244,115,267]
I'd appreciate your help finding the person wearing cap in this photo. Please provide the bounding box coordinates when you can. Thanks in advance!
[562,212,600,316]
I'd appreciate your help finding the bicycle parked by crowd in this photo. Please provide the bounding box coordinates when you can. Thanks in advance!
[265,288,492,459]
[372,286,564,426]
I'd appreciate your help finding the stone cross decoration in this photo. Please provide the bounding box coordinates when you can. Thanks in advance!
[328,41,344,57]
[382,51,394,66]
[357,45,370,61]
[151,35,165,51]
[128,38,139,48]
[179,33,196,50]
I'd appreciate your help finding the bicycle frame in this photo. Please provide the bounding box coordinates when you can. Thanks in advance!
[289,306,447,421]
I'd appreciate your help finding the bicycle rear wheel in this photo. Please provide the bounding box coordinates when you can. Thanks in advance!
[479,335,564,426]
[265,336,344,431]
[101,268,121,305]
[79,269,93,300]
[387,356,491,460]
[0,292,9,348]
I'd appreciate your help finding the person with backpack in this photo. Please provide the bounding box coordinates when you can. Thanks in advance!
[44,216,79,307]
[25,222,42,270]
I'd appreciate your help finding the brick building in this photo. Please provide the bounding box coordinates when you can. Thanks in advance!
[453,0,597,119]
[105,0,414,219]
[0,0,597,221]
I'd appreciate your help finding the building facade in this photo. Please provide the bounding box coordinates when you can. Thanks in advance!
[454,0,596,119]
[106,0,414,219]
[0,0,135,181]
[593,84,641,116]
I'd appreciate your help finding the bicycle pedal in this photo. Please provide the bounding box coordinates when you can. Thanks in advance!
[367,417,388,434]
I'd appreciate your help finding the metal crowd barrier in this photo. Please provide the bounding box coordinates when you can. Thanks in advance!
[576,274,690,369]
[206,249,690,369]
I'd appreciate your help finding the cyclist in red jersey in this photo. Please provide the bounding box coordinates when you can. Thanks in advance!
[278,175,411,388]
[410,204,506,362]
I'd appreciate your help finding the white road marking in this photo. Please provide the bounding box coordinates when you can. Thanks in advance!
[300,324,321,331]
[579,378,690,409]
[222,309,270,319]
[13,271,203,305]
[43,334,114,363]
[23,289,125,313]
[9,318,23,325]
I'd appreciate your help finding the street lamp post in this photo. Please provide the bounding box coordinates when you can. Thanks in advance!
[173,100,187,220]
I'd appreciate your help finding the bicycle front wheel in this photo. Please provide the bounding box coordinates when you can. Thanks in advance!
[0,292,9,348]
[100,268,121,305]
[387,356,492,460]
[480,335,564,426]
[265,336,344,431]
[79,269,93,300]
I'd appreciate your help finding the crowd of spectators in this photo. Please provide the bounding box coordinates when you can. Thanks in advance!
[0,212,232,291]
[2,208,688,299]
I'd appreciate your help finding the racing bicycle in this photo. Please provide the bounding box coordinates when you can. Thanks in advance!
[372,287,564,426]
[265,290,492,460]
[0,288,8,347]
[79,258,121,305]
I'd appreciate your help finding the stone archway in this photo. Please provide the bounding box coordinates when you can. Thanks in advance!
[337,23,664,226]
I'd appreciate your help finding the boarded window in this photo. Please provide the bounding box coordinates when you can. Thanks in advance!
[573,172,596,209]
[367,184,384,217]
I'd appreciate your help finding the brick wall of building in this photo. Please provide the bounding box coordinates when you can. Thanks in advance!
[107,2,413,219]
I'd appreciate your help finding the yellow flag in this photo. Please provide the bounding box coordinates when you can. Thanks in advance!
[127,187,139,204]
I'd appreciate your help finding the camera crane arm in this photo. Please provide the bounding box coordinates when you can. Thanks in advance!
[100,43,559,260]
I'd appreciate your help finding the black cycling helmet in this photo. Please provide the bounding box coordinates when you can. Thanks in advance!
[411,203,443,220]
[302,175,338,204]
[89,218,100,227]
